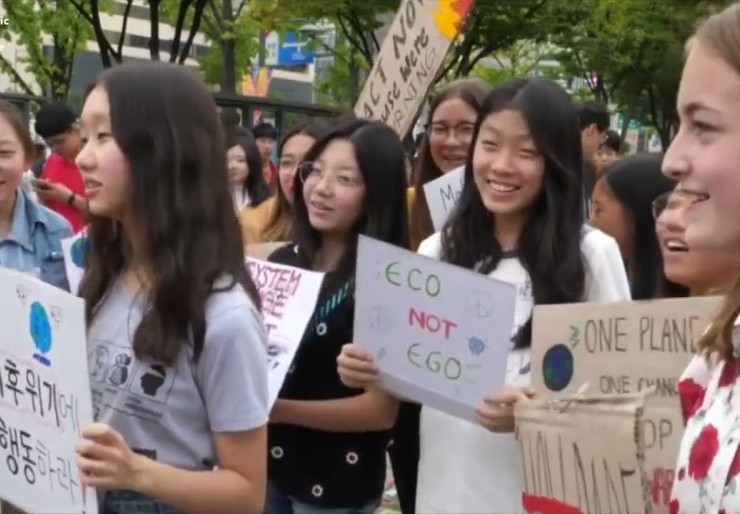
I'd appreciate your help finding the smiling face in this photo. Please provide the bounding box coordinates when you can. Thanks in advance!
[662,41,740,252]
[75,86,131,220]
[0,113,29,211]
[472,109,545,220]
[428,97,477,173]
[656,189,739,295]
[301,139,365,236]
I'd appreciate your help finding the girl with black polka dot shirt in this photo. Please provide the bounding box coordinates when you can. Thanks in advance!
[264,120,410,514]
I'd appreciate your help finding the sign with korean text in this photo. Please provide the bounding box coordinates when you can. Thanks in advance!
[423,165,464,230]
[247,258,324,406]
[0,267,98,513]
[531,296,721,514]
[354,235,516,421]
[516,393,652,514]
[354,0,475,135]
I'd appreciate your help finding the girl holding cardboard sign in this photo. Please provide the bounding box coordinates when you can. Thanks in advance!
[662,3,740,512]
[338,78,631,513]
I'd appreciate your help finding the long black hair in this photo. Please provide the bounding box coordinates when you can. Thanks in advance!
[225,128,272,207]
[603,154,678,299]
[441,78,587,349]
[78,62,260,365]
[292,119,409,282]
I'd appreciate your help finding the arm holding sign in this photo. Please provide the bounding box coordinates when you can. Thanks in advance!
[337,343,417,403]
[270,345,398,432]
[475,388,536,433]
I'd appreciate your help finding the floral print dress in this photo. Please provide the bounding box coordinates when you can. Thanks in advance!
[672,318,740,514]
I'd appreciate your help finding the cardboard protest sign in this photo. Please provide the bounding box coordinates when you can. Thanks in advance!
[247,258,324,406]
[0,267,98,514]
[423,165,464,230]
[60,230,88,295]
[354,0,475,135]
[531,296,721,513]
[354,235,516,421]
[516,393,653,514]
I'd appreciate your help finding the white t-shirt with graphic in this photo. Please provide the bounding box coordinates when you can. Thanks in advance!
[415,226,630,513]
[88,278,268,470]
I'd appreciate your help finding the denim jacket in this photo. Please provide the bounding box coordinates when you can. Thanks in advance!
[0,188,73,291]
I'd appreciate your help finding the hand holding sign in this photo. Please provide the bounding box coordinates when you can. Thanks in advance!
[337,343,381,389]
[475,387,535,433]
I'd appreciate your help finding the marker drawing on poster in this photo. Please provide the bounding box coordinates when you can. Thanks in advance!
[61,230,88,295]
[0,267,98,514]
[516,393,652,514]
[354,0,475,135]
[247,258,324,406]
[354,235,516,421]
[530,296,721,514]
[423,165,464,230]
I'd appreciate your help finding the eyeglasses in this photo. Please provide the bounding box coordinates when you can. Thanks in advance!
[427,123,475,141]
[297,161,364,188]
[652,190,693,220]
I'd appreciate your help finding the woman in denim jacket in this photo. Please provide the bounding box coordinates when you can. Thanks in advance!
[0,100,72,291]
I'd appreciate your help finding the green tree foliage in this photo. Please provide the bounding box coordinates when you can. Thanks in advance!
[436,0,552,83]
[547,0,717,147]
[0,0,93,98]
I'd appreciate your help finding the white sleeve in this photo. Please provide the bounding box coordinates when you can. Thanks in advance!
[583,229,632,303]
[417,232,443,259]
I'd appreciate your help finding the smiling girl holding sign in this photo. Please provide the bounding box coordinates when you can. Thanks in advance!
[264,120,409,514]
[338,78,631,512]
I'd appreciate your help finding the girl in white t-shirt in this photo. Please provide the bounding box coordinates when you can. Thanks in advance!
[337,78,631,513]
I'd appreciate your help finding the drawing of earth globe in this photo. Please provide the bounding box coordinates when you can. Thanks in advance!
[30,301,52,355]
[71,236,88,268]
[542,343,573,392]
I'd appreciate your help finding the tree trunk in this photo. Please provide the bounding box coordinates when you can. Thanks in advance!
[348,47,360,105]
[220,0,237,94]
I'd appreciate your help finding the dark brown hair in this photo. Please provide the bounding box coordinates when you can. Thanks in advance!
[409,79,491,248]
[78,62,260,366]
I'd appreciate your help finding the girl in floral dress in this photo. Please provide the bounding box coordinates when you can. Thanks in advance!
[664,3,740,512]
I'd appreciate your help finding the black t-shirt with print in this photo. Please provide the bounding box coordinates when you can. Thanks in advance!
[267,244,390,509]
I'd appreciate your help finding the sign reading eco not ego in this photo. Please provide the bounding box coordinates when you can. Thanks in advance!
[353,235,516,421]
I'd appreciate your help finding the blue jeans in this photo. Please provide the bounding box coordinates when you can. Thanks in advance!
[101,490,182,514]
[265,482,380,514]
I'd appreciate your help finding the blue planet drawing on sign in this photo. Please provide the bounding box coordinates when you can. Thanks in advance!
[71,236,88,268]
[468,336,487,356]
[542,343,573,392]
[30,301,52,367]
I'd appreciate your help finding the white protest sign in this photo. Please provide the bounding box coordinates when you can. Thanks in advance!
[531,296,721,514]
[247,258,324,406]
[423,165,464,230]
[354,0,475,135]
[0,267,98,514]
[354,235,516,421]
[60,230,88,295]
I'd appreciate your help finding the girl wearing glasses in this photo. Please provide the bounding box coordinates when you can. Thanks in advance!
[264,120,408,514]
[589,154,681,299]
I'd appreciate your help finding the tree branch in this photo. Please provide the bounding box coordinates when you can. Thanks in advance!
[0,53,36,95]
[170,0,194,62]
[461,43,496,75]
[207,0,225,31]
[335,14,365,61]
[178,0,208,64]
[118,0,133,58]
[306,33,348,62]
[235,0,247,19]
[69,0,116,66]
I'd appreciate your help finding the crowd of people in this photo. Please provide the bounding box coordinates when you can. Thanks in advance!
[0,2,740,514]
